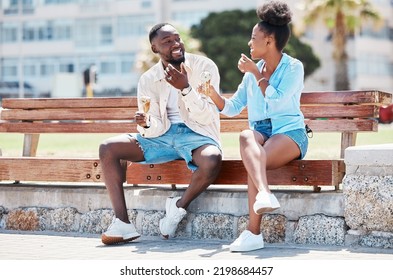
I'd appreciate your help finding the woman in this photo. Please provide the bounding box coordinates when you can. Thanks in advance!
[199,1,308,252]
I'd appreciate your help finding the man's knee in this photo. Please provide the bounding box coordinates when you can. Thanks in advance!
[200,152,222,175]
[99,140,111,160]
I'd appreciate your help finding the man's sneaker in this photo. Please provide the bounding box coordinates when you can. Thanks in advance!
[230,230,264,252]
[159,196,187,239]
[101,218,140,245]
[253,192,280,215]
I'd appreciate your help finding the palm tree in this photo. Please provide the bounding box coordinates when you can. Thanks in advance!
[299,0,381,90]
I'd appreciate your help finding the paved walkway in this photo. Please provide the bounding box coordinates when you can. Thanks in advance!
[1,230,392,279]
[1,230,392,260]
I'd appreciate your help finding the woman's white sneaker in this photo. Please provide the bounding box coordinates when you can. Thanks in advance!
[230,230,264,252]
[101,218,140,245]
[253,192,280,215]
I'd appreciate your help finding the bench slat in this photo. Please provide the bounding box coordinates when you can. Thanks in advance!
[0,121,136,133]
[300,90,392,104]
[0,158,107,183]
[0,157,344,188]
[222,90,392,105]
[1,108,137,121]
[219,119,377,133]
[2,97,138,109]
[300,104,379,118]
[0,118,377,133]
[127,159,345,187]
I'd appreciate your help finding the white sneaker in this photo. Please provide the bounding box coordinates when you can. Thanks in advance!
[253,192,280,215]
[159,196,187,239]
[101,218,140,245]
[230,230,264,252]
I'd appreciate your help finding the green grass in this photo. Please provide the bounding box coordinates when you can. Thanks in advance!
[1,124,392,159]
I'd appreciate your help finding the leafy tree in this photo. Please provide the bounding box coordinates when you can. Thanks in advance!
[135,10,320,93]
[299,0,381,90]
[191,9,320,92]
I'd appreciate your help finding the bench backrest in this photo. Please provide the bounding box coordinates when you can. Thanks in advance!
[1,90,391,157]
[1,90,391,133]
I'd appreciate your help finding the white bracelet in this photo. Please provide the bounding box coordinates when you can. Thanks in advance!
[257,77,267,86]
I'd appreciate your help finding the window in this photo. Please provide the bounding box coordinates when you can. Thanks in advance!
[24,64,36,77]
[120,54,135,74]
[118,15,154,37]
[357,54,392,76]
[1,23,19,43]
[59,63,74,73]
[23,24,36,41]
[100,24,112,45]
[172,11,209,28]
[53,20,72,40]
[75,19,96,47]
[40,63,55,76]
[361,21,392,41]
[100,61,116,74]
[2,59,18,78]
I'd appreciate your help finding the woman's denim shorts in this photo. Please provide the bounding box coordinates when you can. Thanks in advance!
[254,119,308,159]
[130,123,220,171]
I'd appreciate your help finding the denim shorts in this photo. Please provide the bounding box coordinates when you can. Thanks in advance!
[254,119,308,159]
[130,123,220,171]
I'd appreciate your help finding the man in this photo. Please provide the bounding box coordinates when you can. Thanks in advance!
[99,23,222,245]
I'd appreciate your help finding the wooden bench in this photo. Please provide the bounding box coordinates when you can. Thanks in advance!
[0,90,391,192]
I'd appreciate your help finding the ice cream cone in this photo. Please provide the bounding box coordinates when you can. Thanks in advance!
[200,71,212,95]
[140,96,151,113]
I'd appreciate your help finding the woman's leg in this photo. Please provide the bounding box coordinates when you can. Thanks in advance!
[240,131,301,234]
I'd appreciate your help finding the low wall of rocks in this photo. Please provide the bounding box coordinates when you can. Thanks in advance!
[0,144,391,248]
[343,144,393,248]
[0,184,346,246]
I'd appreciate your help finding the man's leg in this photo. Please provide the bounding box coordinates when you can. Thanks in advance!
[159,144,222,238]
[99,134,145,245]
[178,144,222,209]
[99,134,145,222]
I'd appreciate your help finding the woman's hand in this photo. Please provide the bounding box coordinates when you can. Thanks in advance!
[238,53,258,74]
[197,83,216,98]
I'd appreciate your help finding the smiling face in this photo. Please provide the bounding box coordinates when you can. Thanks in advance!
[248,24,272,60]
[151,24,185,68]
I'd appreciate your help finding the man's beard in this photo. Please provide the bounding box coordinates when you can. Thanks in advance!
[168,56,185,67]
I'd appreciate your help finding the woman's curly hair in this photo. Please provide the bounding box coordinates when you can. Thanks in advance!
[257,0,292,26]
[256,1,292,51]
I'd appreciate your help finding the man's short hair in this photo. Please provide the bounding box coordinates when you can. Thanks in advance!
[149,23,173,43]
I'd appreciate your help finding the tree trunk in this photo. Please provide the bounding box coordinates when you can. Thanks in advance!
[333,10,350,90]
[334,58,349,90]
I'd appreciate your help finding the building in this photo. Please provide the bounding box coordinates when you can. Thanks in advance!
[0,0,392,97]
[289,0,393,93]
[0,0,258,97]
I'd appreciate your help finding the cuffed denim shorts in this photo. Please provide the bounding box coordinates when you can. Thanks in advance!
[254,119,308,159]
[130,123,220,171]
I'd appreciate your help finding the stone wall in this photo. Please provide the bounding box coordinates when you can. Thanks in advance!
[0,184,346,246]
[0,144,391,248]
[343,144,393,248]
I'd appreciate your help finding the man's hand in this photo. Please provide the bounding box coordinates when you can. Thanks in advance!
[135,111,150,128]
[164,63,189,90]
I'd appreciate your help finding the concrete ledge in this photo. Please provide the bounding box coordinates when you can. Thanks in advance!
[0,183,346,246]
[345,144,393,176]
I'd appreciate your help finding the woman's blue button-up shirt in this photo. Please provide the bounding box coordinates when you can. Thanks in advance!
[221,53,305,134]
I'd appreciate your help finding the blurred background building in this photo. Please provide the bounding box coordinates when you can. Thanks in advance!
[0,0,392,98]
